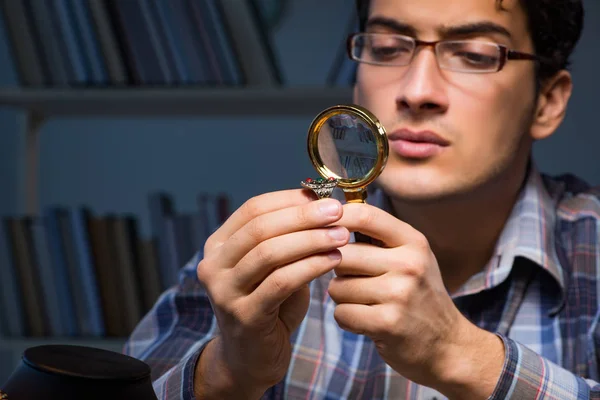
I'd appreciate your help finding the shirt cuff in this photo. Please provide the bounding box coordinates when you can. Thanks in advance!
[151,345,205,400]
[489,334,591,399]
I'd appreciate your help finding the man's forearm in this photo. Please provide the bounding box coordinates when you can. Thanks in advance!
[193,337,269,400]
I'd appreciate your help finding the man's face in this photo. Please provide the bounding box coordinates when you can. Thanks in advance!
[354,0,539,202]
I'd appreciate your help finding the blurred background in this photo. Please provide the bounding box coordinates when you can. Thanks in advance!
[0,0,598,384]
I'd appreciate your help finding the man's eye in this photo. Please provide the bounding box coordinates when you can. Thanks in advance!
[456,51,498,66]
[370,45,410,60]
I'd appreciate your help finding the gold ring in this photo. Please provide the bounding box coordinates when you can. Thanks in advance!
[301,177,338,199]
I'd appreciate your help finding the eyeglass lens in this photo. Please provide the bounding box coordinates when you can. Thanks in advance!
[351,33,503,73]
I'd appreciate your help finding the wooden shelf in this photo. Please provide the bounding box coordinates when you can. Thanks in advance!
[0,85,354,216]
[0,86,353,118]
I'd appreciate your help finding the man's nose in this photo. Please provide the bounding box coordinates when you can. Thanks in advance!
[396,48,449,116]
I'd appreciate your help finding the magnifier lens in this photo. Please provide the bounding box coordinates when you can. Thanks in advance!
[316,113,379,181]
[305,105,389,245]
[307,104,388,200]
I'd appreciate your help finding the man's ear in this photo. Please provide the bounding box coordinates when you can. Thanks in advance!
[530,70,573,141]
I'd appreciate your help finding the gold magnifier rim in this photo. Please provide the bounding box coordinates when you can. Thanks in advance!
[307,104,388,191]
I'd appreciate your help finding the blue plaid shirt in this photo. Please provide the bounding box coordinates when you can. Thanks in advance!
[124,163,600,399]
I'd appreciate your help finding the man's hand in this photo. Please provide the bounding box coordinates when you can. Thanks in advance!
[194,190,350,399]
[328,203,505,400]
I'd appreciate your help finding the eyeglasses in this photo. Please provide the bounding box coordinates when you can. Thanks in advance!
[347,32,539,74]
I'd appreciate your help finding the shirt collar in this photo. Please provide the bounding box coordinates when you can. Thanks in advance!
[489,163,565,293]
[368,162,566,302]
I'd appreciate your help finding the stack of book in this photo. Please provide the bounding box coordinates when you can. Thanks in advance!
[0,191,230,339]
[326,12,358,87]
[0,0,282,87]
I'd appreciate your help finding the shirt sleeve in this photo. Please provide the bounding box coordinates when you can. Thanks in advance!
[123,251,219,400]
[489,334,600,399]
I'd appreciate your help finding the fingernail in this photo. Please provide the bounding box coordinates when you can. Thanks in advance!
[319,200,340,216]
[328,226,347,241]
[328,250,342,260]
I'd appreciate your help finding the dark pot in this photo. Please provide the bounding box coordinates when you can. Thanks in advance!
[1,344,158,399]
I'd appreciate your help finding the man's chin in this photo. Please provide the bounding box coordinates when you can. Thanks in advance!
[375,177,473,205]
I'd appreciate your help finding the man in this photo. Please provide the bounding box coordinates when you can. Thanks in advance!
[125,0,599,398]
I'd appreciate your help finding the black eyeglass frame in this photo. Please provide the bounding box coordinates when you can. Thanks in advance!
[346,32,540,73]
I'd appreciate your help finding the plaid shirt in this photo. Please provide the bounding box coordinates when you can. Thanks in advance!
[124,163,600,399]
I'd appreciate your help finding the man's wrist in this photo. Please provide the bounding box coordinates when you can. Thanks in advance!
[433,322,506,400]
[193,337,268,400]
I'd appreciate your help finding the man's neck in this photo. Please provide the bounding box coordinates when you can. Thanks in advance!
[389,166,529,294]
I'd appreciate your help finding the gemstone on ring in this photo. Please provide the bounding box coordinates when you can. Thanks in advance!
[301,177,338,199]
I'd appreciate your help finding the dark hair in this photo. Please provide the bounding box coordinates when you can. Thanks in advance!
[355,0,584,86]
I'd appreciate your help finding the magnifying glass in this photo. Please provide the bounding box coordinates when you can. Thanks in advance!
[302,104,389,244]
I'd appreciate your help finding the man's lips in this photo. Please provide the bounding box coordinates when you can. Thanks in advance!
[387,129,450,159]
[388,129,451,146]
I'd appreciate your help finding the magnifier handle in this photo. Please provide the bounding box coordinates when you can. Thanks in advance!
[344,193,383,246]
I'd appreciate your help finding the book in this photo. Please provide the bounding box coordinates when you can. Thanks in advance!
[219,0,282,86]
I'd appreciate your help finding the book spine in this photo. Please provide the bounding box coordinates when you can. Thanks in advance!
[69,208,105,337]
[87,0,129,85]
[26,0,71,87]
[218,0,282,86]
[150,0,190,85]
[29,217,65,337]
[0,0,47,86]
[138,0,175,85]
[109,0,168,85]
[69,0,110,85]
[52,0,89,85]
[187,0,224,85]
[170,0,213,85]
[203,0,244,85]
[0,218,26,337]
[43,208,79,336]
[7,217,47,336]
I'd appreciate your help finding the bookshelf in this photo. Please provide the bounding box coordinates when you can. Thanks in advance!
[0,86,353,117]
[0,0,357,385]
[0,86,353,215]
[0,85,352,385]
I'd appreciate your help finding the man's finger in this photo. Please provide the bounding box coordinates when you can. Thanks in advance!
[251,251,342,314]
[205,189,315,253]
[234,226,349,290]
[337,203,427,248]
[334,243,389,277]
[328,275,385,305]
[333,303,377,336]
[215,197,344,271]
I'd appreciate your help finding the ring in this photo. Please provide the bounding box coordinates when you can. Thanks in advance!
[301,177,338,199]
